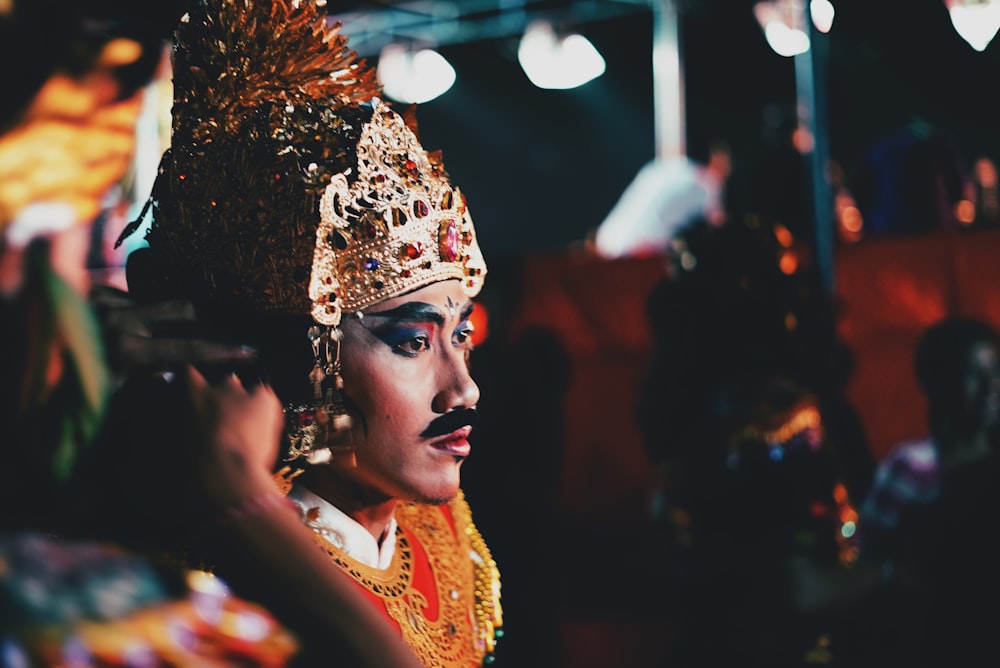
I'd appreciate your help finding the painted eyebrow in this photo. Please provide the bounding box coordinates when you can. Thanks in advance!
[365,300,475,326]
[365,302,446,326]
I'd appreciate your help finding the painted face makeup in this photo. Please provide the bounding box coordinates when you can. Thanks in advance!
[359,298,475,360]
[334,279,481,505]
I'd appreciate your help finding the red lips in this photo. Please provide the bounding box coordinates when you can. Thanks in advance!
[429,425,472,456]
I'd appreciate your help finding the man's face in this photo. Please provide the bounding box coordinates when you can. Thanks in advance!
[337,279,480,505]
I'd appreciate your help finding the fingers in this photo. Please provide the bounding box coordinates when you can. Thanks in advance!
[181,365,253,394]
[223,372,245,391]
[183,364,209,391]
[181,364,277,401]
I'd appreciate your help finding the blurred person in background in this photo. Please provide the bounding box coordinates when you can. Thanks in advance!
[859,316,1000,667]
[850,120,969,237]
[636,205,890,665]
[860,316,1000,555]
[659,376,893,667]
[591,140,731,259]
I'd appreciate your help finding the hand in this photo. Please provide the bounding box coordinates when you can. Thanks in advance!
[180,366,285,508]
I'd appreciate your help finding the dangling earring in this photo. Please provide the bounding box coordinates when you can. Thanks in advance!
[284,324,356,466]
[321,325,357,466]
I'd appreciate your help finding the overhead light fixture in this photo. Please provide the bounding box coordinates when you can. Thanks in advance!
[945,0,1000,51]
[376,43,456,104]
[517,20,606,90]
[754,0,810,57]
[810,0,835,33]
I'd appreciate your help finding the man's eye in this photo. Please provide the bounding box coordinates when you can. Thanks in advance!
[455,324,475,345]
[398,335,430,355]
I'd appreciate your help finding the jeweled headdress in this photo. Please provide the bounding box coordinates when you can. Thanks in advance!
[122,0,486,325]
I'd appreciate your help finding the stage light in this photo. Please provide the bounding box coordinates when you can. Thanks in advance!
[754,0,810,57]
[945,0,1000,51]
[810,0,835,33]
[376,43,456,104]
[517,20,606,90]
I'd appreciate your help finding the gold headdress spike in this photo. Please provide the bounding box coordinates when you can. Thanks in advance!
[124,0,487,463]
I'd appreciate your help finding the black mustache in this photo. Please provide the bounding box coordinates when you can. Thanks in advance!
[421,407,479,439]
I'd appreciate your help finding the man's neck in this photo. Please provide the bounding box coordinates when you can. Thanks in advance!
[298,467,396,543]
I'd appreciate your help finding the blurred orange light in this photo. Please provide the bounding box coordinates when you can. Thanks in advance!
[840,507,859,523]
[833,483,848,504]
[841,206,863,233]
[975,157,998,187]
[773,223,794,248]
[779,250,798,274]
[955,199,976,225]
[792,126,814,154]
[470,302,489,347]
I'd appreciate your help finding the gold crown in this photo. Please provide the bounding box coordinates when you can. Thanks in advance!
[126,0,485,319]
[310,98,485,326]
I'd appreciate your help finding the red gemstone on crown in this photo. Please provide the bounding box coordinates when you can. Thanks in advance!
[405,242,423,259]
[440,219,459,262]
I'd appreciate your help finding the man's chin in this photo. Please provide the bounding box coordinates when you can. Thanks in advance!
[415,484,460,507]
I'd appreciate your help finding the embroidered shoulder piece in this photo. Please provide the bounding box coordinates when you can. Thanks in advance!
[446,490,503,659]
[289,485,501,667]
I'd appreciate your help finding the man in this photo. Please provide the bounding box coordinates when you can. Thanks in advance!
[858,316,1000,667]
[592,141,731,259]
[118,1,502,665]
[861,316,1000,544]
